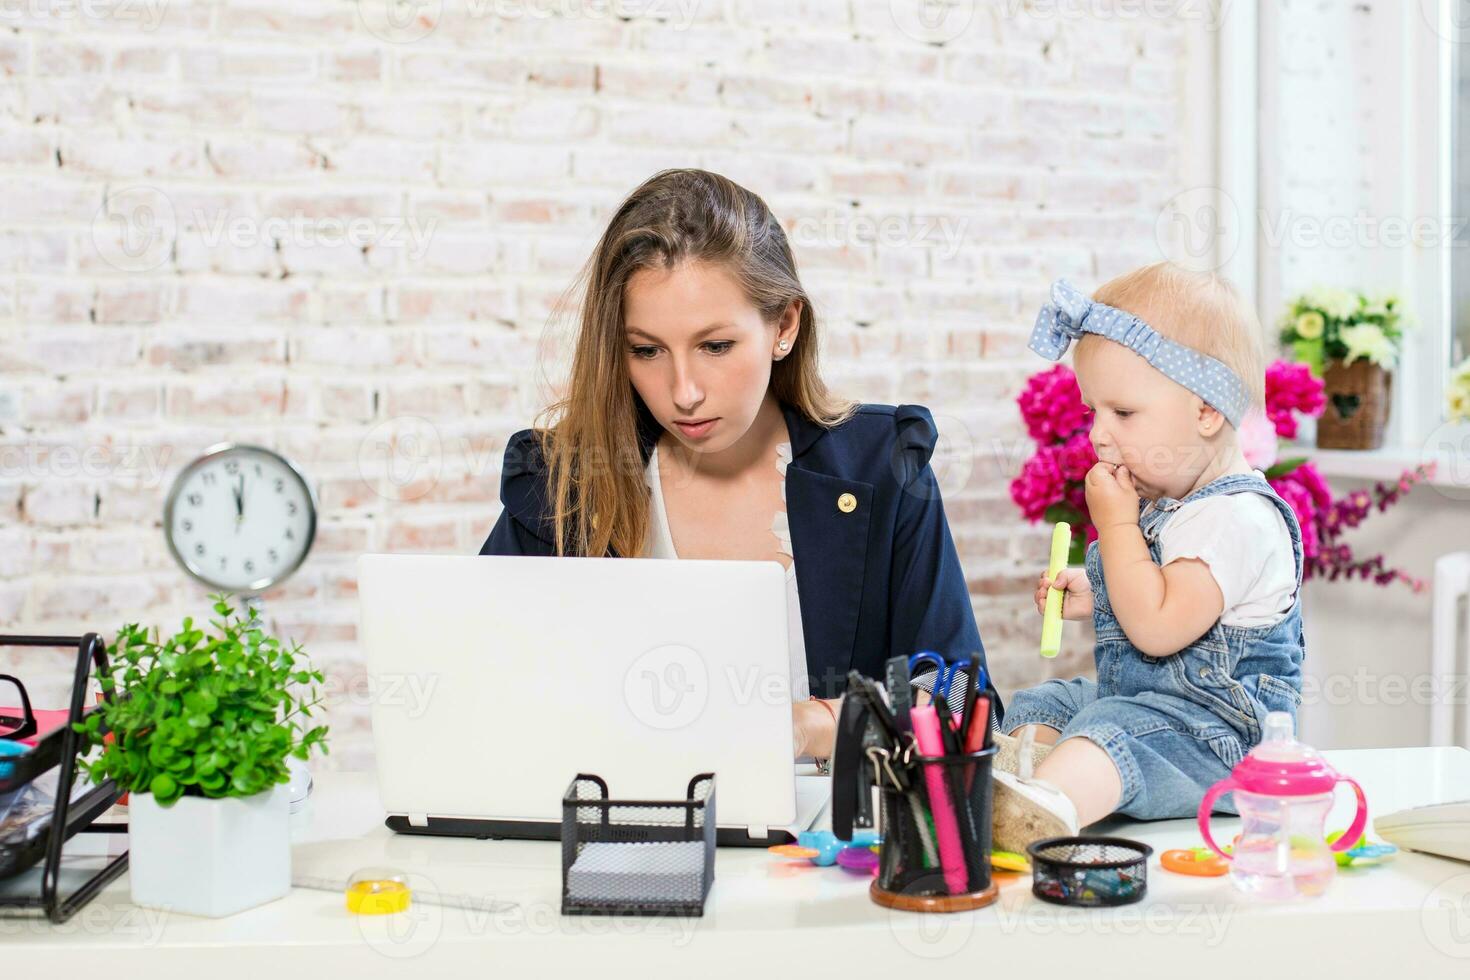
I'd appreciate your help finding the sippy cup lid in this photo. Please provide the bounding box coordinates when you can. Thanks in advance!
[1229,712,1343,796]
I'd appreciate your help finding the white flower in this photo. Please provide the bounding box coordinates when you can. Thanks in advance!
[1294,311,1325,339]
[1449,388,1470,424]
[1302,287,1360,322]
[1449,358,1470,423]
[1339,322,1398,369]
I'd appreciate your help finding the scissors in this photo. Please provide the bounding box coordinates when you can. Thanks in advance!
[907,652,985,706]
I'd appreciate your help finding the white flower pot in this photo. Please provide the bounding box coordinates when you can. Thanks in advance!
[128,784,291,918]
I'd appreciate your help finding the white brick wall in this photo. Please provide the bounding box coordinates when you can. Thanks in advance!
[1,0,1204,769]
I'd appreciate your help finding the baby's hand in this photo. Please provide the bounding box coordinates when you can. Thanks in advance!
[1084,461,1141,531]
[1035,568,1093,621]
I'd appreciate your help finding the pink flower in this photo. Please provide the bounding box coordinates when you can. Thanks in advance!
[1010,447,1068,523]
[1009,437,1098,524]
[1293,461,1334,511]
[1059,432,1097,481]
[1265,361,1326,440]
[1017,365,1093,444]
[1237,410,1279,470]
[1269,472,1321,559]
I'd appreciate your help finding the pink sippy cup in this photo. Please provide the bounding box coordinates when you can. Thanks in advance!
[1197,711,1367,900]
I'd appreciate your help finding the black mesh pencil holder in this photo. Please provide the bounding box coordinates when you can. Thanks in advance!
[560,772,715,917]
[870,746,999,913]
[1027,836,1152,907]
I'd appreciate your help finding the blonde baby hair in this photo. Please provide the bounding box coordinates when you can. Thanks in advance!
[1086,262,1266,414]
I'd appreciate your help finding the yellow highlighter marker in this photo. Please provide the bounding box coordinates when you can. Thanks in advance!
[1040,521,1070,658]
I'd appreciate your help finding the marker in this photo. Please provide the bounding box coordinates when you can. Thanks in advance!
[962,695,990,795]
[963,696,989,755]
[910,706,968,895]
[1040,521,1070,658]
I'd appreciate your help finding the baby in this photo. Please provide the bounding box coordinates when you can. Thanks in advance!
[991,263,1306,851]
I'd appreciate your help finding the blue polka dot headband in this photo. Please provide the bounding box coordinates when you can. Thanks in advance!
[1027,279,1251,429]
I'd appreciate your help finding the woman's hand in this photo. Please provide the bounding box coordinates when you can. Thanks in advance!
[1035,567,1093,621]
[792,698,839,760]
[1084,461,1141,532]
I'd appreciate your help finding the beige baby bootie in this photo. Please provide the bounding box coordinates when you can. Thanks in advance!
[991,771,1080,853]
[991,727,1056,777]
[990,727,1075,854]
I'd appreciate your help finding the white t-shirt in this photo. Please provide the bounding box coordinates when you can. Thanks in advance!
[641,441,810,701]
[1154,485,1297,629]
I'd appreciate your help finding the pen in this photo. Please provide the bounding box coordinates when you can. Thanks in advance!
[934,699,961,756]
[957,663,979,745]
[907,793,938,869]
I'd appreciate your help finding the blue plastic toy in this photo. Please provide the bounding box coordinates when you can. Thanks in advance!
[770,829,881,867]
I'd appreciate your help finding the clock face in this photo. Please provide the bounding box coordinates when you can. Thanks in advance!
[164,444,317,593]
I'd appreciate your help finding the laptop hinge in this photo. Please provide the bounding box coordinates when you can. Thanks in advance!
[746,824,768,842]
[408,812,428,827]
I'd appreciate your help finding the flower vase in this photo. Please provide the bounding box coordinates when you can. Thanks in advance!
[1316,359,1391,451]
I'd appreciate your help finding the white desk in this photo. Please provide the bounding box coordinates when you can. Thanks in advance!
[5,748,1470,977]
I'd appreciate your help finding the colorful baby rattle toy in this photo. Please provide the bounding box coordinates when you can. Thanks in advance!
[1161,831,1397,879]
[1325,830,1398,867]
[990,850,1031,874]
[1160,847,1229,877]
[771,833,1032,881]
[769,830,882,873]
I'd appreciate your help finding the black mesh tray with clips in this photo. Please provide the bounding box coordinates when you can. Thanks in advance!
[1027,835,1153,907]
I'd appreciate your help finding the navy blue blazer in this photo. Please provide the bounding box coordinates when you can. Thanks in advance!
[478,400,1002,723]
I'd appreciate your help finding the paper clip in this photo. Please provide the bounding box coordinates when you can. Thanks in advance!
[866,745,937,868]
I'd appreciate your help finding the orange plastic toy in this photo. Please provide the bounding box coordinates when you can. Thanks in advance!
[1161,847,1229,877]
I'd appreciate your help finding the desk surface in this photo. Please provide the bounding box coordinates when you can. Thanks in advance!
[6,748,1470,977]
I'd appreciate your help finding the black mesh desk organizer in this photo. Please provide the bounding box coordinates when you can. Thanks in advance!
[0,633,128,923]
[560,772,715,916]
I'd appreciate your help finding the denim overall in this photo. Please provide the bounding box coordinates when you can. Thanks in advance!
[1002,472,1306,820]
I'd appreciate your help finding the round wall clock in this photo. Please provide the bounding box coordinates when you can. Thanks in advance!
[163,443,318,594]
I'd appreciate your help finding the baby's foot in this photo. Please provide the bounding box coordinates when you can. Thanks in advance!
[991,770,1079,854]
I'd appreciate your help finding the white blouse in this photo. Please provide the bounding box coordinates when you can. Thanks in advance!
[642,441,811,702]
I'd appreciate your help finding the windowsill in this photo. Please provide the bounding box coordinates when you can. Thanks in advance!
[1280,434,1470,488]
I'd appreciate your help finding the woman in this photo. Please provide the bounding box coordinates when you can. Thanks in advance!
[479,168,1000,762]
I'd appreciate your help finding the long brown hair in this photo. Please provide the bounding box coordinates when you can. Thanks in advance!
[534,168,855,558]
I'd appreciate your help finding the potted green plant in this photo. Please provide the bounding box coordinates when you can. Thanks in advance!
[74,593,328,917]
[1279,288,1407,450]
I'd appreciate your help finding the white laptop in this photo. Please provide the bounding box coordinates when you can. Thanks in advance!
[357,554,830,847]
